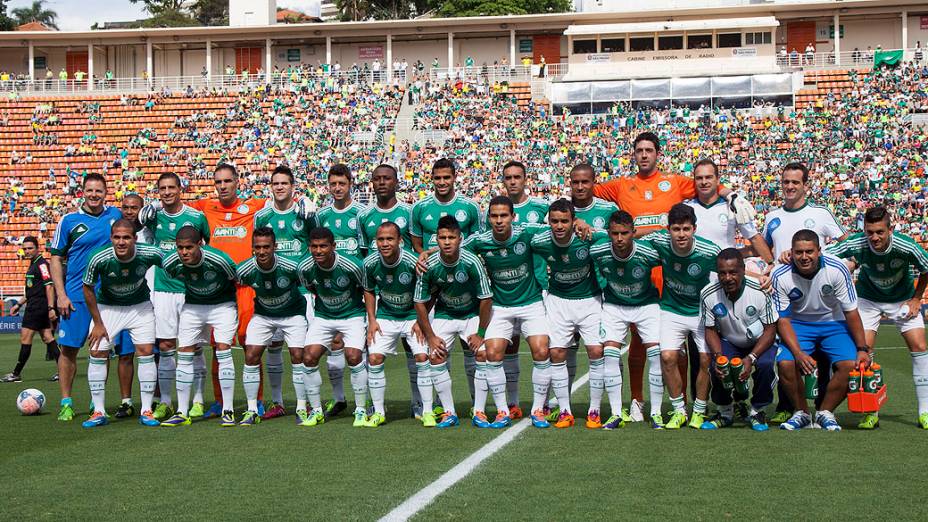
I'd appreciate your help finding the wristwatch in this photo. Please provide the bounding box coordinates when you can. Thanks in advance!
[747,353,757,363]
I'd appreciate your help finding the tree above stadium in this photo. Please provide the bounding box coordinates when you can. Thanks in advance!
[336,0,571,21]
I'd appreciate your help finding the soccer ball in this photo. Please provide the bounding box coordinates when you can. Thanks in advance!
[17,388,45,415]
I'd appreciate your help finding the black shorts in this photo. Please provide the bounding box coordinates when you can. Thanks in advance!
[22,305,51,331]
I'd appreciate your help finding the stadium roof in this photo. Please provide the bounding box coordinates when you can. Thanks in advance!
[564,16,779,36]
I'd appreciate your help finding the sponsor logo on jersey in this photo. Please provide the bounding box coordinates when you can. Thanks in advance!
[687,263,702,277]
[264,281,272,289]
[658,180,671,192]
[71,223,89,241]
[644,190,653,201]
[214,226,247,239]
[712,303,728,317]
[634,214,664,228]
[169,222,176,231]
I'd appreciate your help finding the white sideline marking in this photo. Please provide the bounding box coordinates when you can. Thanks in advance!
[379,372,591,522]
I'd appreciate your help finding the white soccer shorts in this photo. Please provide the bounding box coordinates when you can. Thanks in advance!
[544,294,602,349]
[93,302,156,351]
[305,316,366,350]
[659,310,706,353]
[432,316,480,353]
[152,291,184,340]
[178,302,238,347]
[601,302,661,346]
[859,297,925,334]
[246,314,308,348]
[270,294,314,344]
[485,301,549,341]
[369,318,427,356]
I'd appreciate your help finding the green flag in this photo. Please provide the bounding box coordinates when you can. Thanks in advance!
[874,50,903,67]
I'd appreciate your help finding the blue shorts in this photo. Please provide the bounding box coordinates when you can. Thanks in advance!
[57,300,91,349]
[775,320,856,364]
[114,330,135,356]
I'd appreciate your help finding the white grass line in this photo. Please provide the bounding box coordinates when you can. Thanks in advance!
[379,372,591,522]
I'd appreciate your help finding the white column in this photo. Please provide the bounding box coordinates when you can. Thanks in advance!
[386,34,393,80]
[509,29,516,68]
[265,38,272,84]
[206,39,212,84]
[902,10,909,56]
[834,13,841,65]
[326,36,332,65]
[447,32,454,70]
[87,44,94,91]
[146,40,153,85]
[28,42,34,82]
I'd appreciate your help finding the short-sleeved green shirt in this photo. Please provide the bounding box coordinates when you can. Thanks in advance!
[316,201,367,261]
[464,224,543,308]
[410,194,482,248]
[162,245,237,305]
[590,238,661,306]
[647,230,720,316]
[253,204,319,263]
[827,232,928,303]
[146,205,211,294]
[236,255,306,318]
[362,249,420,321]
[298,253,366,320]
[358,202,413,252]
[574,197,620,230]
[413,251,492,320]
[530,228,606,300]
[83,244,163,306]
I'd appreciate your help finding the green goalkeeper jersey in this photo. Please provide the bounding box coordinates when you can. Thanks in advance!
[362,249,420,321]
[298,253,366,320]
[83,244,163,306]
[317,201,366,261]
[463,224,543,308]
[162,245,237,305]
[414,251,492,320]
[827,232,928,303]
[590,238,661,306]
[410,194,482,248]
[236,255,306,318]
[530,228,607,300]
[647,230,720,316]
[145,205,210,294]
[358,201,413,252]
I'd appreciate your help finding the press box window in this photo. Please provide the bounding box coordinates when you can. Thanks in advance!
[573,39,597,54]
[745,32,772,45]
[629,37,655,52]
[658,35,683,51]
[717,33,742,48]
[601,38,625,53]
[687,34,712,49]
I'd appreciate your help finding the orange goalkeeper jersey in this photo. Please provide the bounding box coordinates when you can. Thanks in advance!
[594,171,698,233]
[189,198,266,264]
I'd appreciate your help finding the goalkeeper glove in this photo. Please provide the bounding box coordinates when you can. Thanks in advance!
[724,192,756,225]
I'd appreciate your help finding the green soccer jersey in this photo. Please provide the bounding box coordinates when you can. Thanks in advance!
[236,255,306,318]
[827,232,928,303]
[298,253,366,320]
[146,205,211,294]
[162,245,237,305]
[362,249,420,321]
[410,194,482,248]
[590,238,661,306]
[83,244,164,306]
[530,228,606,300]
[316,201,366,260]
[358,201,413,251]
[574,197,620,230]
[647,230,721,316]
[413,251,492,320]
[253,204,319,263]
[514,196,549,289]
[464,224,543,308]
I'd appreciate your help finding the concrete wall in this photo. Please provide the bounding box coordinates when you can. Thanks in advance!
[230,0,275,27]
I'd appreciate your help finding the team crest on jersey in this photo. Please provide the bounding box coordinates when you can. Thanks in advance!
[293,220,304,231]
[787,288,803,300]
[277,276,290,288]
[712,303,728,317]
[644,190,653,201]
[513,242,527,256]
[237,204,249,215]
[455,271,468,283]
[632,266,646,279]
[396,216,407,228]
[803,218,816,228]
[658,181,671,192]
[577,247,589,260]
[449,210,465,223]
[399,272,412,285]
[526,211,540,223]
[348,218,358,230]
[718,213,729,225]
[821,284,834,296]
[746,305,757,316]
[205,271,217,281]
[891,259,904,268]
[687,263,702,277]
[336,276,349,288]
[592,217,606,229]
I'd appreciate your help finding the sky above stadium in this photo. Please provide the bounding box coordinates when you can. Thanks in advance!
[8,0,320,32]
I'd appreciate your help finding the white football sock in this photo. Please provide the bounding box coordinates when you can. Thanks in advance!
[504,353,520,407]
[531,359,552,413]
[157,349,176,406]
[368,362,386,415]
[267,348,284,405]
[349,361,368,410]
[192,348,206,404]
[216,349,235,413]
[670,395,686,414]
[175,352,194,416]
[304,365,322,411]
[138,354,157,413]
[603,347,623,416]
[913,351,928,415]
[431,362,455,415]
[416,361,433,413]
[647,346,664,416]
[88,355,107,414]
[588,357,605,414]
[291,363,307,411]
[243,364,261,412]
[473,361,489,413]
[486,361,509,416]
[550,361,571,414]
[693,398,707,415]
[327,349,346,403]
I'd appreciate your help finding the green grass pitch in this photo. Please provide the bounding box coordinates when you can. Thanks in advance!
[1,328,926,520]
